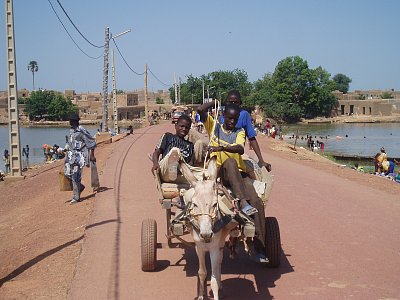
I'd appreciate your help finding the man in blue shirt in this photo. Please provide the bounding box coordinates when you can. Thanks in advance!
[219,90,272,172]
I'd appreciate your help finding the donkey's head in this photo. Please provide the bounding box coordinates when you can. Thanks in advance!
[180,157,219,243]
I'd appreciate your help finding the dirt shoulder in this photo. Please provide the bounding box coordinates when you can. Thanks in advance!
[0,137,118,299]
[257,135,400,196]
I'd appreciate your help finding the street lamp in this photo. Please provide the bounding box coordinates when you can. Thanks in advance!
[110,29,131,134]
[219,91,226,101]
[101,28,131,132]
[207,85,215,103]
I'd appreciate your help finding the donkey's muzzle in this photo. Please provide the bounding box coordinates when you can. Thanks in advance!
[200,232,213,243]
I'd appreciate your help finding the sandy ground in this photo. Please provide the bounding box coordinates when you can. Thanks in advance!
[0,138,116,299]
[0,124,399,299]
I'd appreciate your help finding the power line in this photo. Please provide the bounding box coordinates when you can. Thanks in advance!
[55,0,104,48]
[147,67,171,87]
[47,0,102,59]
[111,38,145,76]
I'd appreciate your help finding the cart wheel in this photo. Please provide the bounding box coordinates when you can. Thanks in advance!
[265,217,281,268]
[141,218,157,271]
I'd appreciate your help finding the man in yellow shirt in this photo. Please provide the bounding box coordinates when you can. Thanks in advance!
[198,103,267,261]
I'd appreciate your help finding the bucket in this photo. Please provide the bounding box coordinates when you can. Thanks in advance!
[59,170,73,191]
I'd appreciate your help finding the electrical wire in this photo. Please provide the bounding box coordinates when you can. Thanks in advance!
[47,0,102,59]
[111,38,145,75]
[147,67,171,87]
[55,0,103,48]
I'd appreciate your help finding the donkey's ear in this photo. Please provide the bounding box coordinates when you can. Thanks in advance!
[179,162,198,186]
[207,156,218,181]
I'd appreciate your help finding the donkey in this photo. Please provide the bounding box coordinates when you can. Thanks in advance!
[180,157,234,300]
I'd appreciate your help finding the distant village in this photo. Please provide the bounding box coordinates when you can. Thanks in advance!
[0,88,400,124]
[0,88,171,124]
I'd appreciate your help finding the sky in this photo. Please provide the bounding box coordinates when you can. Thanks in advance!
[0,0,399,94]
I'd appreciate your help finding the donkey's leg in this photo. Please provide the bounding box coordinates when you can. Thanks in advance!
[210,247,224,300]
[196,246,207,300]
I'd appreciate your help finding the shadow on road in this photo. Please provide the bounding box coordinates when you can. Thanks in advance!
[172,245,294,299]
[0,235,84,287]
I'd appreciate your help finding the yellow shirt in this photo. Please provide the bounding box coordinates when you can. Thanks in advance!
[205,115,246,172]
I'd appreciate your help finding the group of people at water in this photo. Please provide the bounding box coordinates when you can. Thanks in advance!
[373,147,399,180]
[43,143,67,162]
[257,120,279,139]
[151,90,272,263]
[306,135,325,153]
[352,147,400,183]
[1,145,30,179]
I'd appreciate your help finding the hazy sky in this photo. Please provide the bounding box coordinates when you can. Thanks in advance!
[0,0,399,94]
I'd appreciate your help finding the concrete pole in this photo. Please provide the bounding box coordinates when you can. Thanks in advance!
[5,0,22,177]
[111,49,118,133]
[144,63,148,122]
[101,27,110,132]
[178,77,181,105]
[174,73,177,104]
[202,80,205,104]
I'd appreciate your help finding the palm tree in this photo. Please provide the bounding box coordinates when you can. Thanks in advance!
[27,61,39,91]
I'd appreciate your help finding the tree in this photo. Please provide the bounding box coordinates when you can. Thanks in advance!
[168,69,252,105]
[332,73,352,93]
[252,56,338,122]
[381,92,394,99]
[27,61,39,91]
[155,96,164,104]
[47,94,78,120]
[24,90,77,120]
[25,90,53,120]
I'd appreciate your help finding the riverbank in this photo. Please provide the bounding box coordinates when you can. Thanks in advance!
[301,114,400,124]
[256,135,399,196]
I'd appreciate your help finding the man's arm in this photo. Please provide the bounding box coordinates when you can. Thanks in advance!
[151,148,162,175]
[197,101,216,122]
[249,137,271,172]
[208,144,244,155]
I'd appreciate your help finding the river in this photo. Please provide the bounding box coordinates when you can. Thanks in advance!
[0,126,98,170]
[281,123,400,158]
[1,123,399,171]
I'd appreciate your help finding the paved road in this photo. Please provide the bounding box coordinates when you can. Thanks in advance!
[68,124,400,300]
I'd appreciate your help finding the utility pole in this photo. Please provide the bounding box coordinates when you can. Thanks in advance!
[144,63,148,123]
[111,49,118,133]
[202,80,205,104]
[101,27,110,132]
[174,73,177,105]
[178,77,182,105]
[5,0,22,177]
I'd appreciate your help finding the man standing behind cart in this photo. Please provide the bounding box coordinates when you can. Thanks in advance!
[64,113,96,204]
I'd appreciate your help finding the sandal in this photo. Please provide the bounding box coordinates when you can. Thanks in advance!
[241,204,258,216]
[253,253,269,264]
